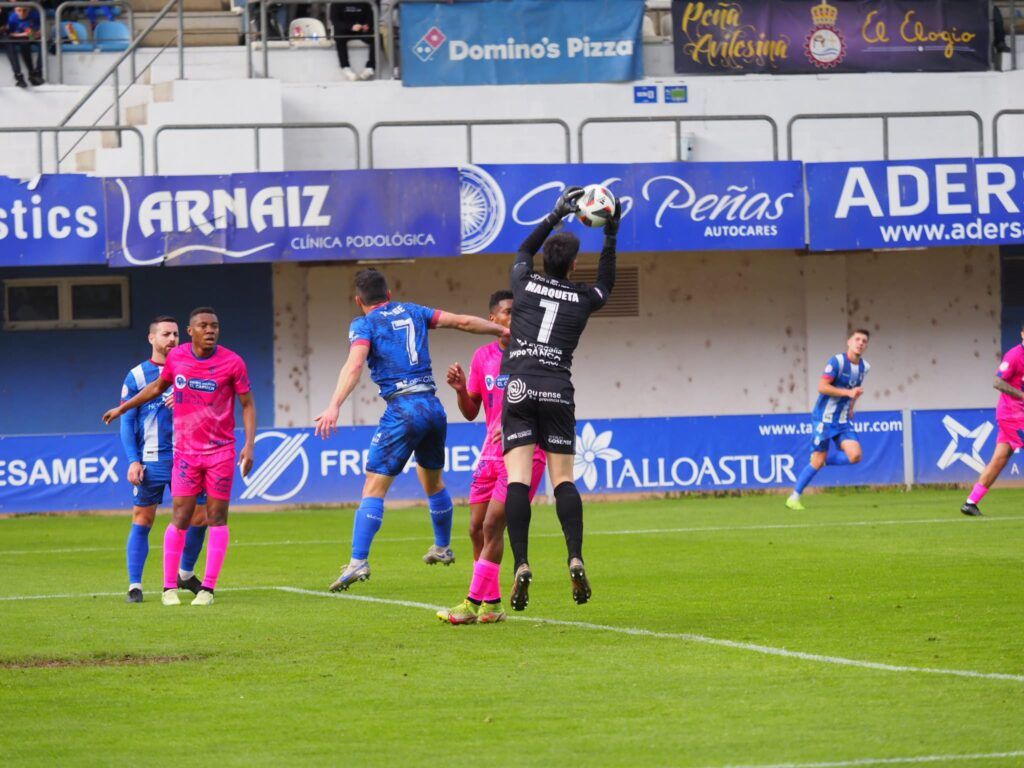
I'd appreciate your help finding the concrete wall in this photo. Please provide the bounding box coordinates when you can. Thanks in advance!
[271,246,1001,429]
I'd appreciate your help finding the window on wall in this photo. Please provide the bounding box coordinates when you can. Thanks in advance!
[3,277,130,330]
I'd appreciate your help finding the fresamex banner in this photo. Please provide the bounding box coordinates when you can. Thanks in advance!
[910,408,1024,485]
[0,175,106,266]
[672,0,989,74]
[459,162,806,253]
[401,0,645,87]
[0,413,904,513]
[807,158,1024,251]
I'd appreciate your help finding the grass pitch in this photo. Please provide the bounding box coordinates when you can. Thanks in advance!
[1,489,1022,767]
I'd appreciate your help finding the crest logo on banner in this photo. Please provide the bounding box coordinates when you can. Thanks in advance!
[805,0,845,68]
[239,431,310,502]
[459,165,506,254]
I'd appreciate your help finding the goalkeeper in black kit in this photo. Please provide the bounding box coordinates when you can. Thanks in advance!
[500,186,620,611]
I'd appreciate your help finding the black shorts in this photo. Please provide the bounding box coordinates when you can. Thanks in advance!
[501,376,576,454]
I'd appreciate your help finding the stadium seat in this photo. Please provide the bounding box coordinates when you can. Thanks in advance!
[93,20,130,52]
[60,21,94,52]
[660,13,673,37]
[290,17,332,48]
[642,13,658,41]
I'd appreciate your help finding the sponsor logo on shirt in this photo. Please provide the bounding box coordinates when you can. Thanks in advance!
[495,374,509,390]
[1000,361,1010,372]
[187,378,218,393]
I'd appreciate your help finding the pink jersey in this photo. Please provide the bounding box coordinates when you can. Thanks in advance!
[160,344,251,456]
[996,344,1024,421]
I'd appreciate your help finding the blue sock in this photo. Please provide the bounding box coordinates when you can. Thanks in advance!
[826,452,852,466]
[794,463,820,495]
[126,523,151,587]
[428,488,454,548]
[180,525,207,573]
[352,497,385,560]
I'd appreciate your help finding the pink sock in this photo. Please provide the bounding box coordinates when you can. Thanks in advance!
[484,564,502,603]
[163,525,187,589]
[968,483,990,504]
[468,559,500,602]
[201,525,230,590]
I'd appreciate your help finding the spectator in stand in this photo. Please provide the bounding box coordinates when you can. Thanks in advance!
[2,6,43,88]
[331,0,379,80]
[84,1,117,28]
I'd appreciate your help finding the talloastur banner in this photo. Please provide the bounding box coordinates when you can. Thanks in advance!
[0,175,106,266]
[401,0,645,87]
[459,162,806,254]
[105,169,461,266]
[0,412,905,514]
[806,158,1024,251]
[671,0,989,74]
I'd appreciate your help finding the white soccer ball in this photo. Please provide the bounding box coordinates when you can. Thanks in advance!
[576,184,617,228]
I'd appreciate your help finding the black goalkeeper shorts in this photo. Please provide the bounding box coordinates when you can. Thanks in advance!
[501,376,576,455]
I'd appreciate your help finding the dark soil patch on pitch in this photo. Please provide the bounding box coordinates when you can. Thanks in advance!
[0,654,201,669]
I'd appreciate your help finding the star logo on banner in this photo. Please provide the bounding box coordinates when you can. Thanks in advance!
[936,415,994,473]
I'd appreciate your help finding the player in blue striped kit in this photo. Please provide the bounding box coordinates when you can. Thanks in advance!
[121,316,208,603]
[787,329,871,510]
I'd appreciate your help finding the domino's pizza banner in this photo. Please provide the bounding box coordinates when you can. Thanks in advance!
[806,158,1024,251]
[400,0,645,87]
[464,162,807,253]
[910,408,1024,484]
[0,412,904,514]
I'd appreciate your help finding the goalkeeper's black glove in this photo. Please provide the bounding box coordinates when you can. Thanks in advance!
[552,185,585,220]
[604,199,622,237]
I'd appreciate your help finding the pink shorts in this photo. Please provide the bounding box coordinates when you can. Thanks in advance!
[997,419,1024,449]
[470,453,546,506]
[172,449,236,501]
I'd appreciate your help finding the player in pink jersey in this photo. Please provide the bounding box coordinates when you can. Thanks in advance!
[437,290,546,625]
[961,326,1024,516]
[104,307,256,605]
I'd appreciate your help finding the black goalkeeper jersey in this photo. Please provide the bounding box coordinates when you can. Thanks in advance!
[501,214,617,381]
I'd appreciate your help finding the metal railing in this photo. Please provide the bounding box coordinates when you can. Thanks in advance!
[787,111,986,160]
[992,109,1024,155]
[368,118,571,167]
[0,2,48,83]
[0,126,144,176]
[54,1,135,84]
[153,121,361,173]
[578,115,780,162]
[246,0,383,79]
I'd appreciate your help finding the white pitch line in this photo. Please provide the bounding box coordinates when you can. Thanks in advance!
[709,750,1024,768]
[2,515,1022,557]
[276,587,1024,684]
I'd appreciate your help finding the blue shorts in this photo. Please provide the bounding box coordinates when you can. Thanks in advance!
[131,461,208,508]
[811,421,859,453]
[366,393,447,477]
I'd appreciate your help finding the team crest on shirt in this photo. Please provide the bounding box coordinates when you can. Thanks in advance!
[1000,361,1010,372]
[484,375,495,390]
[174,374,187,389]
[121,384,129,398]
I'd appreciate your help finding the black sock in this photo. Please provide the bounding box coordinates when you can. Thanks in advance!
[504,482,532,570]
[467,596,481,606]
[554,481,584,563]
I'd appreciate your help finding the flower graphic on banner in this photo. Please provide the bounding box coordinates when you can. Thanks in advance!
[573,423,622,491]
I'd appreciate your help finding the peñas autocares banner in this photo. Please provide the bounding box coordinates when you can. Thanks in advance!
[671,0,990,74]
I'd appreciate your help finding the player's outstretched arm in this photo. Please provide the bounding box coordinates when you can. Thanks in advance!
[102,378,170,424]
[435,312,507,339]
[592,199,621,309]
[447,362,482,421]
[994,376,1024,400]
[238,391,256,477]
[314,343,370,439]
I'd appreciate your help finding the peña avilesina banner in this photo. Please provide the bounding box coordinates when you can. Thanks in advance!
[671,0,990,74]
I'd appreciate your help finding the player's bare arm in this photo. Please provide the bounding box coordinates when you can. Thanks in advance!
[994,376,1024,400]
[102,378,171,424]
[447,362,482,420]
[435,311,507,338]
[314,343,370,438]
[239,391,256,477]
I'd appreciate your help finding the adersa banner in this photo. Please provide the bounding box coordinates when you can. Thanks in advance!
[104,169,461,266]
[806,158,1024,251]
[671,0,989,74]
[458,161,806,253]
[401,0,645,87]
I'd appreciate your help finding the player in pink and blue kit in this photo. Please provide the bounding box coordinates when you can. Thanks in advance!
[437,290,547,624]
[787,329,870,510]
[961,325,1024,516]
[104,307,256,606]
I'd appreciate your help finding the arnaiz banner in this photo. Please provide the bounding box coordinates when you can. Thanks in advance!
[671,0,989,74]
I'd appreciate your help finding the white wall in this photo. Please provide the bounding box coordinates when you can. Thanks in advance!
[272,246,1001,428]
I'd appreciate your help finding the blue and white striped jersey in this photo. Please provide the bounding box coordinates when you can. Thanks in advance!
[812,353,870,425]
[119,360,173,464]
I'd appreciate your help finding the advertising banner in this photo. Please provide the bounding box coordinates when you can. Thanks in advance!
[401,0,645,87]
[459,161,807,254]
[806,158,1024,251]
[909,408,1021,485]
[671,0,990,74]
[0,175,106,266]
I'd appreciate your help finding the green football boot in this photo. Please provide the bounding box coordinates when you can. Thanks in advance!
[437,599,480,625]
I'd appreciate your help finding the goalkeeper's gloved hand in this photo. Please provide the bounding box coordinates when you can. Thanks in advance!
[604,199,622,236]
[552,185,585,220]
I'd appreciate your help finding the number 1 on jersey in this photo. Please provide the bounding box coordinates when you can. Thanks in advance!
[391,318,419,364]
[538,299,560,344]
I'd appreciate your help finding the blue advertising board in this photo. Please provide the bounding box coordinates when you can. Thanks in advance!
[807,158,1024,251]
[401,0,645,87]
[459,162,806,254]
[0,412,904,514]
[910,408,1023,485]
[0,175,106,266]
